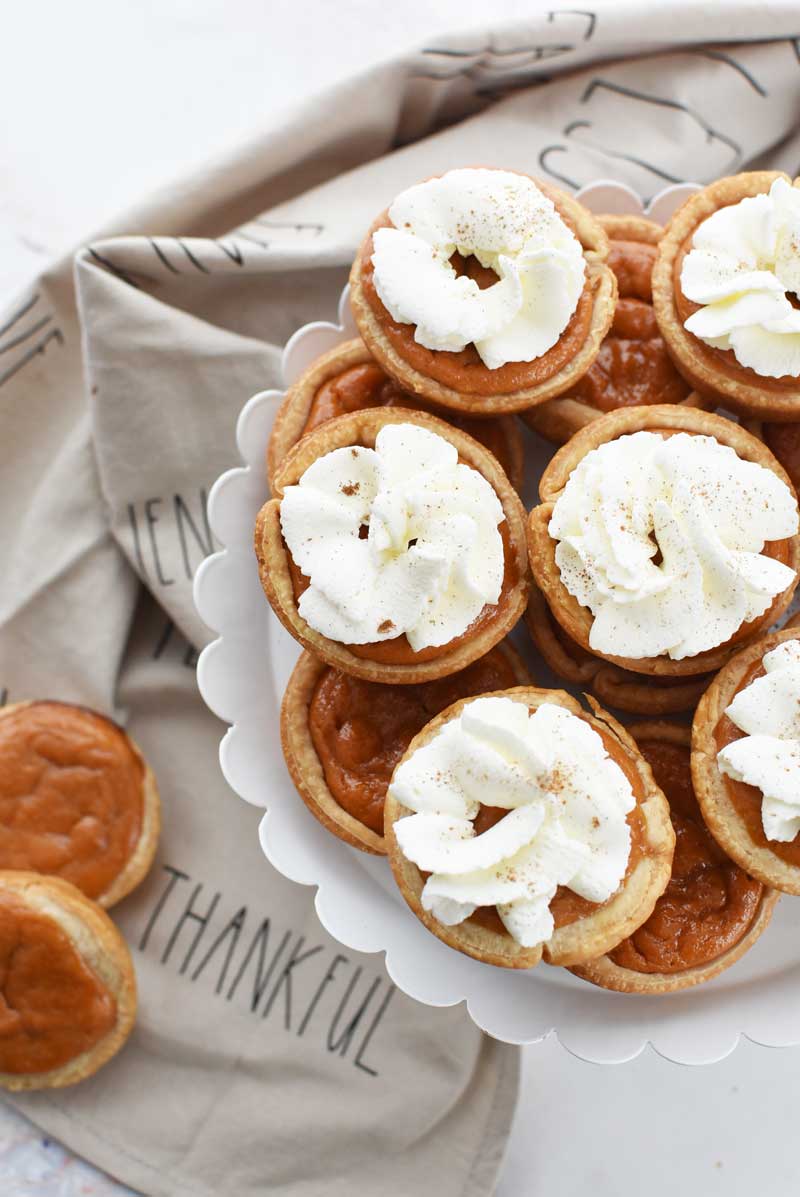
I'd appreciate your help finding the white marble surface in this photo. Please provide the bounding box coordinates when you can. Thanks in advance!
[2,4,798,1196]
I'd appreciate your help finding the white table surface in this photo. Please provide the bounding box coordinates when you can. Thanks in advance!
[2,4,798,1195]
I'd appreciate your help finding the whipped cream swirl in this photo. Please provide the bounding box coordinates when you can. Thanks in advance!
[549,431,798,660]
[280,423,505,650]
[681,177,800,378]
[718,639,800,842]
[371,169,586,371]
[388,696,634,947]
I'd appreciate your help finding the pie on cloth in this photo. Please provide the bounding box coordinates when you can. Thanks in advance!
[383,687,674,969]
[527,404,800,678]
[524,583,710,716]
[653,171,800,418]
[0,871,136,1092]
[267,338,524,492]
[692,626,800,894]
[280,641,530,854]
[256,408,530,683]
[349,168,616,415]
[524,214,697,444]
[0,702,160,908]
[572,722,778,994]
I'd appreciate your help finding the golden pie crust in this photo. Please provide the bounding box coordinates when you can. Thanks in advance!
[383,687,675,970]
[523,215,705,444]
[525,583,710,715]
[0,702,160,909]
[280,640,532,856]
[692,626,800,894]
[0,871,137,1091]
[572,722,778,994]
[652,171,800,419]
[349,176,617,416]
[528,404,800,678]
[267,338,525,493]
[256,407,530,683]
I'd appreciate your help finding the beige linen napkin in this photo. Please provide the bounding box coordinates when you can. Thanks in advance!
[3,7,800,1195]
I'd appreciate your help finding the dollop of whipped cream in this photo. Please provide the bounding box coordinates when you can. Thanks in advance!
[371,169,586,370]
[280,423,504,649]
[388,696,634,947]
[718,639,800,842]
[549,431,798,660]
[681,177,800,378]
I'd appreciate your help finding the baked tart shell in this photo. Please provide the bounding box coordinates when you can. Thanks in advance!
[652,171,800,419]
[257,407,531,684]
[524,583,710,715]
[383,687,675,970]
[692,626,800,894]
[280,641,532,855]
[528,404,800,678]
[523,214,706,445]
[0,871,137,1091]
[349,178,617,416]
[267,337,524,494]
[572,722,779,994]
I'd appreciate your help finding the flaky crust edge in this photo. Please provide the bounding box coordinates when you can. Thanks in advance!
[280,641,532,856]
[572,721,779,994]
[524,583,710,715]
[267,337,524,493]
[523,213,708,445]
[652,171,800,419]
[256,407,530,683]
[0,870,137,1091]
[691,626,800,895]
[383,687,674,970]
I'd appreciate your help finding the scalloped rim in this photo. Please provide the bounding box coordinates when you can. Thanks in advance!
[194,179,800,1062]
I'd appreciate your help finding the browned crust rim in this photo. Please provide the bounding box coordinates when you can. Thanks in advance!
[383,686,674,970]
[652,171,800,420]
[280,641,532,856]
[267,337,524,493]
[528,405,800,678]
[0,870,137,1091]
[692,626,800,894]
[348,176,617,415]
[257,407,531,683]
[597,214,663,244]
[0,701,160,909]
[524,583,710,715]
[571,720,780,994]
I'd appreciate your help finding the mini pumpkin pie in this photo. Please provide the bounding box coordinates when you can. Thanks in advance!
[653,171,800,419]
[693,626,800,894]
[0,702,160,907]
[281,640,531,854]
[524,215,698,444]
[267,338,524,492]
[349,167,616,415]
[572,722,778,994]
[0,871,137,1091]
[528,405,800,679]
[525,582,710,716]
[256,408,530,684]
[384,687,674,969]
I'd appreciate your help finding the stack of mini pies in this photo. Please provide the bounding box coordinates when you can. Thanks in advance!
[257,168,800,994]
